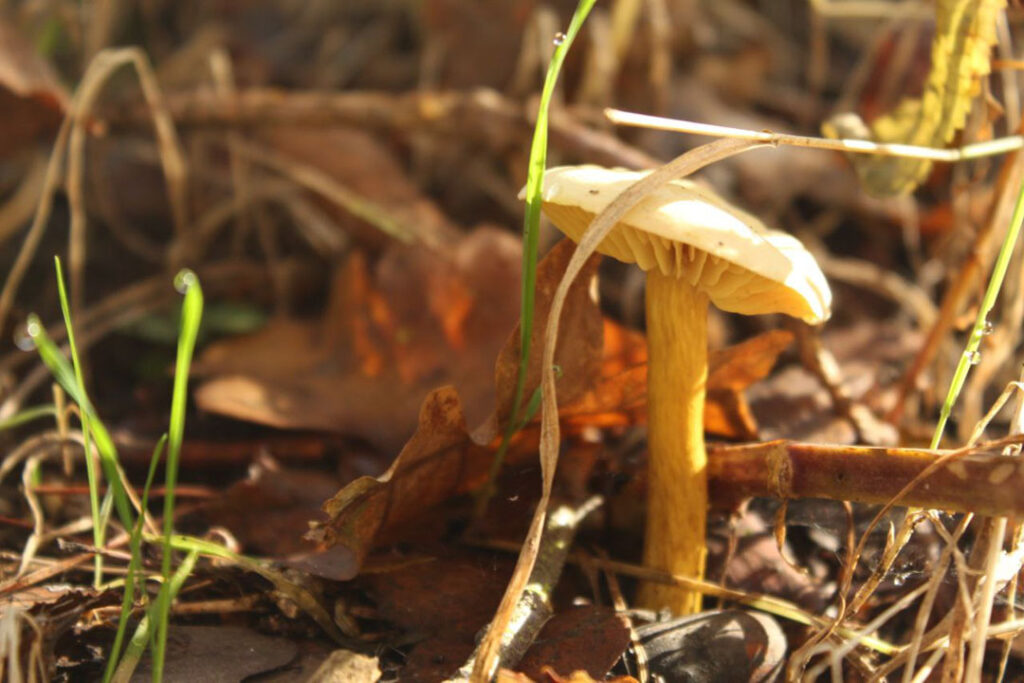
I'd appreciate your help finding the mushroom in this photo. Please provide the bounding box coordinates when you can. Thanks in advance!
[531,165,831,615]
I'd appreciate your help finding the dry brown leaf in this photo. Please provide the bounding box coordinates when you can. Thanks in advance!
[257,126,459,248]
[302,245,794,576]
[560,325,795,439]
[195,227,521,452]
[0,20,67,158]
[515,606,631,682]
[497,669,638,683]
[361,551,514,681]
[306,239,602,575]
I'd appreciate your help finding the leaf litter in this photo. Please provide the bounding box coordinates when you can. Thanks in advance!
[4,1,1024,681]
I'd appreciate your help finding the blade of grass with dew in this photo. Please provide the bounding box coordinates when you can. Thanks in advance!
[103,434,166,683]
[110,548,199,683]
[476,0,597,518]
[28,316,134,530]
[931,178,1024,448]
[54,256,104,585]
[154,269,203,681]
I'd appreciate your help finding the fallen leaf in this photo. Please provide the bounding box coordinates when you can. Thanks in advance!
[258,126,459,249]
[560,325,795,440]
[130,626,298,682]
[0,19,67,158]
[306,240,602,575]
[516,606,631,681]
[306,650,381,683]
[360,551,513,682]
[202,456,343,556]
[195,227,522,453]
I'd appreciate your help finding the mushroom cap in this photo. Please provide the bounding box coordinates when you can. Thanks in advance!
[528,165,831,323]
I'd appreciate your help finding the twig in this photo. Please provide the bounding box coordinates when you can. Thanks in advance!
[113,88,661,170]
[707,436,1024,517]
[605,108,1024,162]
[0,47,188,333]
[452,498,602,680]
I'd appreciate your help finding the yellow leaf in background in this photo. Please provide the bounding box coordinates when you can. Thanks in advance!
[824,0,1006,196]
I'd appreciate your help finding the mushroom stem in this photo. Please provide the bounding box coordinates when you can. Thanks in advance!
[637,269,709,615]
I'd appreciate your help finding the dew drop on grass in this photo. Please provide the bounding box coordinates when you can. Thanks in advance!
[982,319,995,335]
[13,322,35,351]
[174,269,198,294]
[553,31,566,46]
[966,350,981,365]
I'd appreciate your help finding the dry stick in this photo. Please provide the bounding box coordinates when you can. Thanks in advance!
[716,434,1024,675]
[995,14,1020,134]
[605,108,1024,162]
[0,152,46,245]
[961,379,1024,683]
[475,536,899,655]
[790,321,896,446]
[230,139,419,245]
[209,50,256,257]
[707,437,1024,517]
[0,116,71,332]
[900,516,972,682]
[453,499,601,680]
[644,0,672,115]
[119,88,660,171]
[67,49,189,322]
[0,47,189,333]
[470,137,763,682]
[208,50,293,311]
[996,521,1024,682]
[809,0,932,20]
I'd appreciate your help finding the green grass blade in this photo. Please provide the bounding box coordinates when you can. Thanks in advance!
[154,270,203,682]
[110,548,199,683]
[0,404,56,432]
[931,179,1024,448]
[478,0,597,514]
[53,256,104,585]
[104,434,167,683]
[27,316,134,530]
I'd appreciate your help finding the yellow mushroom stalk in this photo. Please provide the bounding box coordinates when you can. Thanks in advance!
[530,165,831,615]
[642,271,708,613]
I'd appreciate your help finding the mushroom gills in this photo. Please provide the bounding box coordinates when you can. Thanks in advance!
[541,202,797,316]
